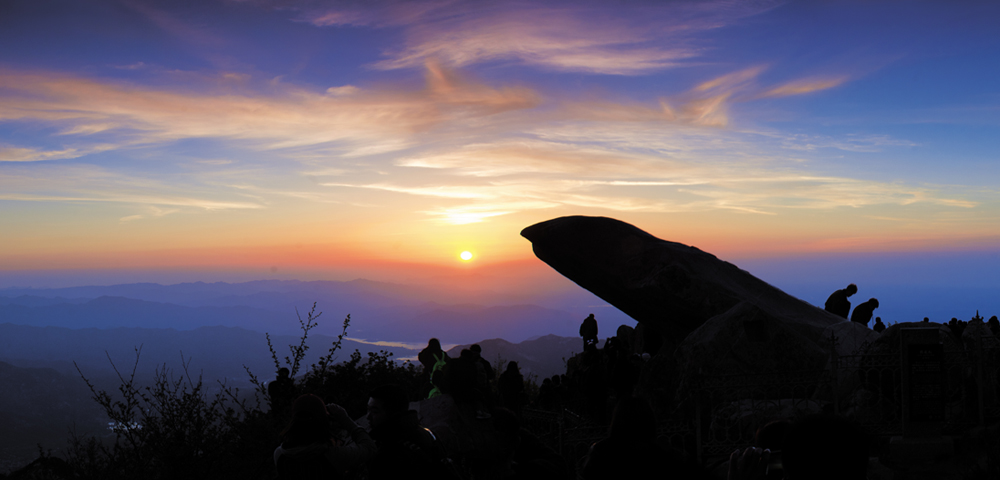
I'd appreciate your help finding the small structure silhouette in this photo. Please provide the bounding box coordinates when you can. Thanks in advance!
[850,298,879,326]
[825,283,858,319]
[580,313,599,350]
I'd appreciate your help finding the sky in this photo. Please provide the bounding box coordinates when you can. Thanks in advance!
[2,0,1000,316]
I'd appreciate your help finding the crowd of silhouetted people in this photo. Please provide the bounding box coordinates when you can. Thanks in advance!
[268,338,573,480]
[823,283,1000,338]
[264,305,897,479]
[268,369,872,479]
[260,284,1000,480]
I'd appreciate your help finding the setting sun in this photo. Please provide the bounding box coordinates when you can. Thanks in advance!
[460,251,473,261]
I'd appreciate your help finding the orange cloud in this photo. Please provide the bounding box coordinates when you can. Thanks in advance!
[0,144,116,162]
[694,66,766,92]
[760,77,849,98]
[0,64,540,158]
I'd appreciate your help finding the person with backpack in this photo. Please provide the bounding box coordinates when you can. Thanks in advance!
[418,338,451,398]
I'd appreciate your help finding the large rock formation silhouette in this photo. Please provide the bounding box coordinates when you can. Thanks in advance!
[521,216,849,381]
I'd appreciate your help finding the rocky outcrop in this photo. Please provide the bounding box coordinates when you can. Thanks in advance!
[521,216,847,382]
[824,321,881,358]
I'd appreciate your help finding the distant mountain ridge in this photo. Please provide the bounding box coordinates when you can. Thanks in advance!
[0,279,634,343]
[0,361,106,472]
[447,334,580,379]
[0,321,579,470]
[0,322,577,383]
[0,296,288,331]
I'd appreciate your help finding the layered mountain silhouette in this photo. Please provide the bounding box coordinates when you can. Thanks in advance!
[0,279,632,342]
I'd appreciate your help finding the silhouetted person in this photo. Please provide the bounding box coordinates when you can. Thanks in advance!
[602,336,620,374]
[418,338,450,398]
[498,361,525,416]
[824,283,857,319]
[781,414,868,480]
[850,298,879,326]
[989,316,1000,336]
[581,347,608,423]
[616,324,635,354]
[470,344,496,414]
[580,313,599,350]
[872,316,886,333]
[367,384,453,480]
[492,407,568,480]
[274,394,375,480]
[537,377,554,410]
[582,397,707,479]
[948,317,967,339]
[446,349,491,419]
[612,353,640,400]
[923,317,930,323]
[753,419,792,480]
[469,344,495,383]
[268,367,296,414]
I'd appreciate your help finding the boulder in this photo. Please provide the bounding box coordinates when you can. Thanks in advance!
[521,216,844,349]
[824,321,881,359]
[521,216,846,384]
[710,398,825,443]
[817,321,882,400]
[676,301,831,385]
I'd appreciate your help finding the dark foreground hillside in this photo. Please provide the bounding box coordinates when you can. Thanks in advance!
[0,320,579,475]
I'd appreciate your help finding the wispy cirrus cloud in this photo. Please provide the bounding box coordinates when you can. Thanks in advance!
[553,66,850,128]
[119,206,181,223]
[0,64,538,154]
[320,130,978,226]
[304,1,780,74]
[0,164,264,212]
[0,144,118,162]
[0,59,960,232]
[759,76,849,98]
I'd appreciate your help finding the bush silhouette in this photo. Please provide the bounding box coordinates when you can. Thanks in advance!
[15,303,421,480]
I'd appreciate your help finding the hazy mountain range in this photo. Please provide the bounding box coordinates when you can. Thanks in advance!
[0,279,632,342]
[0,279,615,471]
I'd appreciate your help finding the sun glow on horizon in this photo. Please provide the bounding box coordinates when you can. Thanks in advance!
[1,1,998,275]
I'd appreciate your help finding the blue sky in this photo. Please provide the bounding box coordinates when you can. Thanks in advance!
[1,0,999,323]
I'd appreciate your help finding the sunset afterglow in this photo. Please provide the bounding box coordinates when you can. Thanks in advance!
[1,0,999,288]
